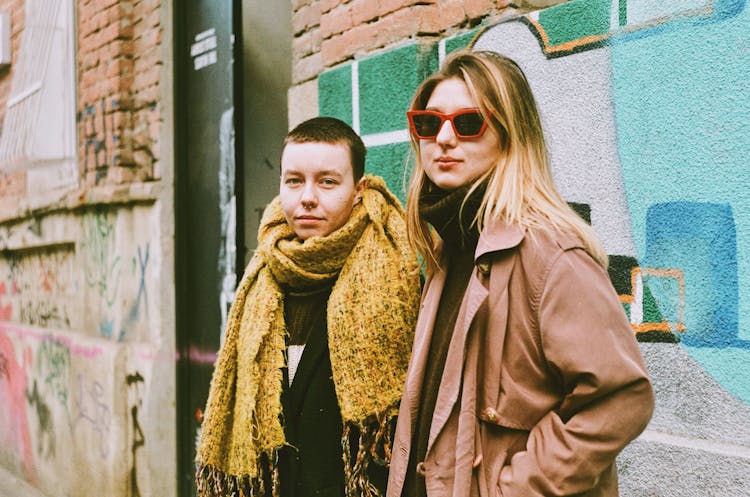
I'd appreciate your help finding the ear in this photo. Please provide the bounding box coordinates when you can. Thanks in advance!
[354,176,366,203]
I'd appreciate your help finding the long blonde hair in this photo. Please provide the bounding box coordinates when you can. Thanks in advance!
[405,50,607,273]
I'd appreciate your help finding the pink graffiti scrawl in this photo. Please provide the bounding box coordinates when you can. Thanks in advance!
[0,282,12,321]
[0,332,39,484]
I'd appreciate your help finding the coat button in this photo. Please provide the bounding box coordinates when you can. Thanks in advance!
[477,261,490,276]
[482,407,498,423]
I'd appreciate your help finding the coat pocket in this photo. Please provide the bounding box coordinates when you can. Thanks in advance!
[474,418,529,497]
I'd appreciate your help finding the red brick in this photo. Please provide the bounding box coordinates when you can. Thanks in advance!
[350,0,379,25]
[109,166,135,184]
[318,0,342,15]
[292,51,323,84]
[292,0,313,11]
[417,1,465,33]
[111,110,131,131]
[292,28,321,60]
[464,0,496,19]
[134,64,160,88]
[377,8,419,43]
[321,20,383,66]
[292,3,321,35]
[320,3,352,39]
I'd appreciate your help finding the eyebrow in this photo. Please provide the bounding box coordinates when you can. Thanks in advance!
[282,169,345,177]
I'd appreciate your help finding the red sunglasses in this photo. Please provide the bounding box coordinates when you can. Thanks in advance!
[407,109,488,139]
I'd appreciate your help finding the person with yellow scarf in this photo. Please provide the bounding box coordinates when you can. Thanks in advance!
[196,117,421,497]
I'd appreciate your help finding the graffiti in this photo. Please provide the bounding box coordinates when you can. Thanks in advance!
[81,208,121,312]
[320,1,750,492]
[126,371,145,497]
[522,0,719,58]
[25,380,55,460]
[118,243,150,341]
[37,338,71,407]
[0,247,75,329]
[0,333,38,483]
[19,300,71,329]
[644,202,745,348]
[73,372,111,459]
[79,99,117,181]
[0,351,7,379]
[218,108,236,342]
[0,281,12,321]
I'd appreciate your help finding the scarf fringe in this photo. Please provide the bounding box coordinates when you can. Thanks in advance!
[198,414,394,497]
[343,412,395,497]
[196,452,279,497]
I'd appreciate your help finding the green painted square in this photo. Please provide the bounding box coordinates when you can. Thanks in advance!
[365,142,412,203]
[445,28,480,53]
[358,44,437,136]
[642,283,665,324]
[538,0,611,46]
[319,64,353,127]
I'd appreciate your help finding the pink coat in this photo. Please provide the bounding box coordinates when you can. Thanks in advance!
[387,221,654,497]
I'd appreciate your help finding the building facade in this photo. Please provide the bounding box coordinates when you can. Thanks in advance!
[0,1,747,496]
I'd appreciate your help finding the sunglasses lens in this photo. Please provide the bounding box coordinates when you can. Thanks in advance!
[453,112,485,137]
[411,114,442,138]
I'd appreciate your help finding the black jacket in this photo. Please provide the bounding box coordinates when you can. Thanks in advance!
[278,309,390,497]
[279,314,346,497]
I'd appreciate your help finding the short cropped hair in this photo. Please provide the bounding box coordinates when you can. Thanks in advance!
[282,116,366,182]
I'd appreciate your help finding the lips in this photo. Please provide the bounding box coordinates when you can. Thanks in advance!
[436,156,461,168]
[295,215,322,224]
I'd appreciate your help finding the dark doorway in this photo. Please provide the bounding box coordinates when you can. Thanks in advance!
[175,1,291,495]
[174,1,239,495]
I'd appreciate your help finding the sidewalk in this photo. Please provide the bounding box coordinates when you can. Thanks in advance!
[0,467,47,497]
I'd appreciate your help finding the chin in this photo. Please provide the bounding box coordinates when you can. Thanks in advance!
[431,178,465,191]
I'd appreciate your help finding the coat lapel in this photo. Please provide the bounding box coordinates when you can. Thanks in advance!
[427,222,524,455]
[403,266,447,435]
[427,267,488,451]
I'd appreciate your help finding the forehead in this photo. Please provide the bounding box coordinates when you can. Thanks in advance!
[426,78,477,111]
[281,141,354,176]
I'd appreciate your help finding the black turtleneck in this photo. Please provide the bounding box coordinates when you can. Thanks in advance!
[402,180,485,497]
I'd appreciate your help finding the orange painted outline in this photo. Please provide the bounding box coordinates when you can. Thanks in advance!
[522,2,715,57]
[619,267,686,335]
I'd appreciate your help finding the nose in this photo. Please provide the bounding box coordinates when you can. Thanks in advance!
[435,118,457,147]
[300,183,317,209]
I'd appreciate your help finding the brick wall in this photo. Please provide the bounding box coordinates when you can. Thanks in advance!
[78,0,163,187]
[289,0,561,126]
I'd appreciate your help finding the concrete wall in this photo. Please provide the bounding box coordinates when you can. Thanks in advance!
[313,0,750,494]
[0,1,175,496]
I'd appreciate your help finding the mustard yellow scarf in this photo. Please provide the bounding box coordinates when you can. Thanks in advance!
[196,175,420,497]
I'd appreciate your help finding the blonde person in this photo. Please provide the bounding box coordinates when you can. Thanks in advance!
[386,51,654,497]
[197,117,421,497]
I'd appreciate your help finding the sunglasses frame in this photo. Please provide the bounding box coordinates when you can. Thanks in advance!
[407,108,488,139]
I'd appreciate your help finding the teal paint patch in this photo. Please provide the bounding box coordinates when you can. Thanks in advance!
[612,7,750,339]
[319,64,353,126]
[446,28,479,53]
[358,44,436,136]
[619,0,627,26]
[365,142,412,203]
[684,345,750,404]
[537,0,611,45]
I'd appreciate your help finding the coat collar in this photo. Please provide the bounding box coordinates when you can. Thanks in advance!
[474,220,526,261]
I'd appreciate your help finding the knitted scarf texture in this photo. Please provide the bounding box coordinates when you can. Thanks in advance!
[196,175,421,497]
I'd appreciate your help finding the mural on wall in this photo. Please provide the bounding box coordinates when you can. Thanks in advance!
[0,204,160,495]
[319,0,750,494]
